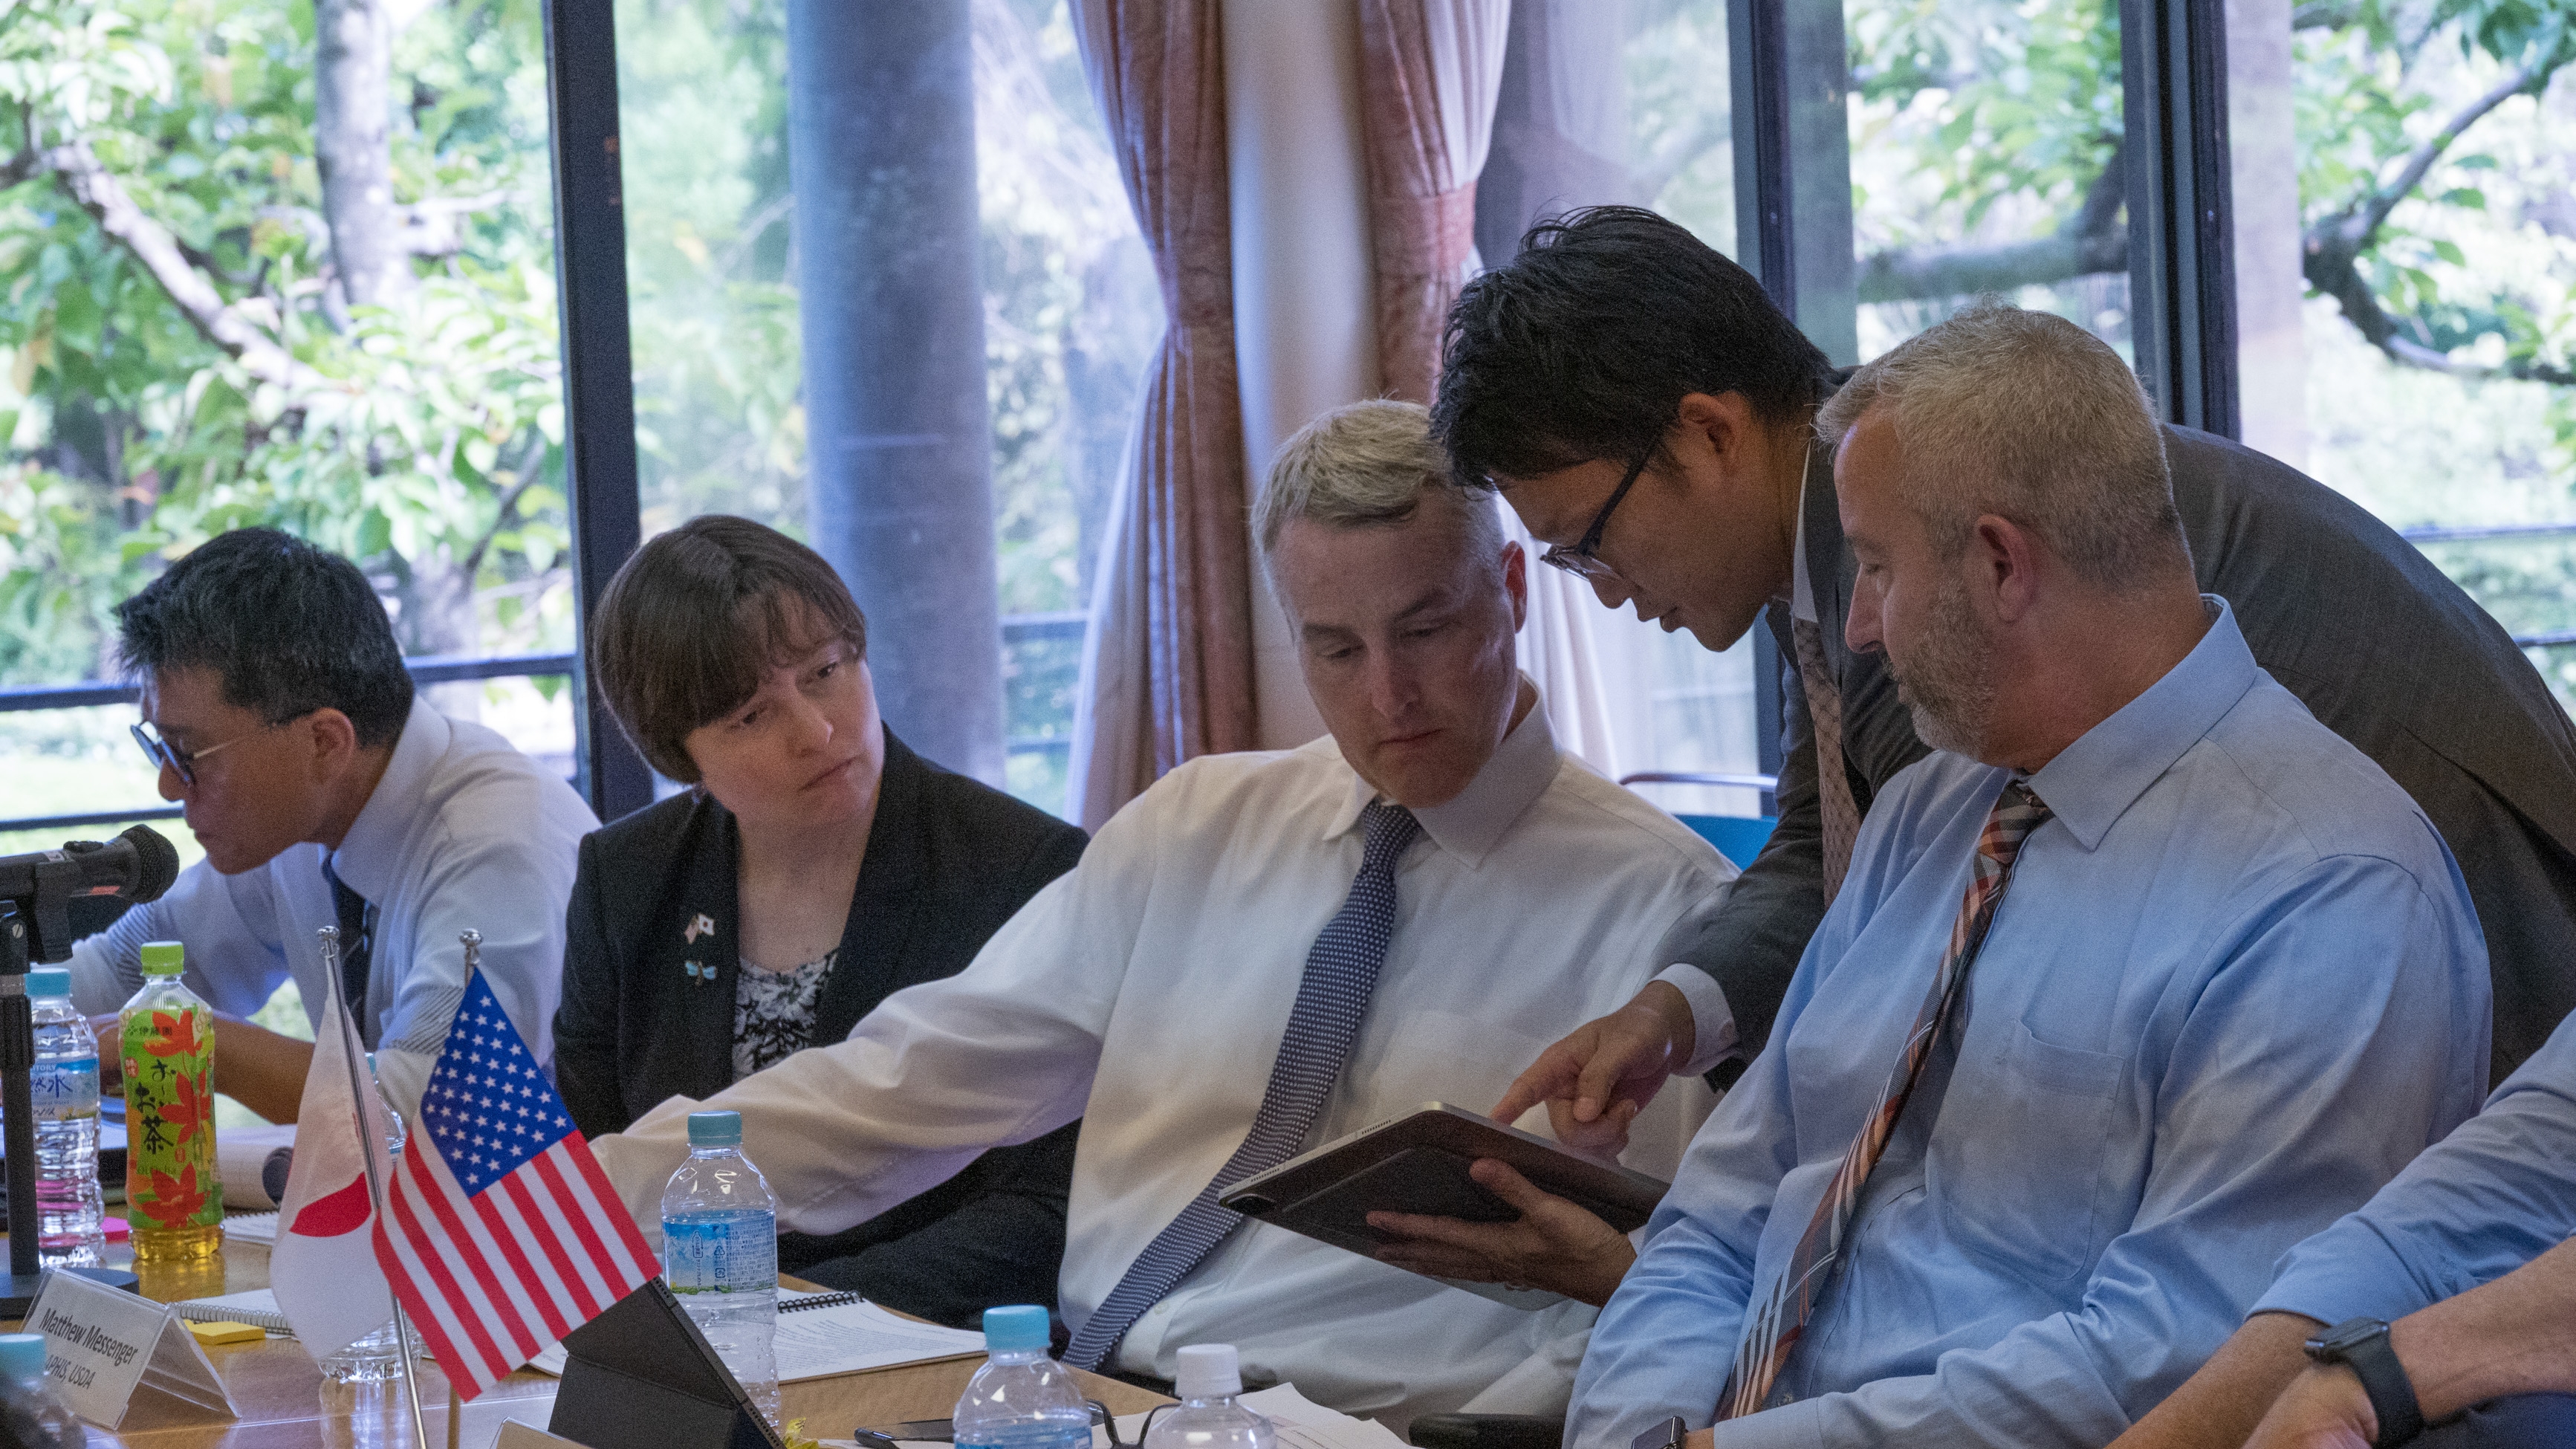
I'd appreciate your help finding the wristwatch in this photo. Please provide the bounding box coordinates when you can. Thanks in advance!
[1630,1416,1687,1449]
[2304,1317,2425,1448]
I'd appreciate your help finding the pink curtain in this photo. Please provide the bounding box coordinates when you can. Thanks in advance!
[1066,0,1258,829]
[1357,0,1511,403]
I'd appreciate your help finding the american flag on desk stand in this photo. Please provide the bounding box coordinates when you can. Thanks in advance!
[372,932,660,1399]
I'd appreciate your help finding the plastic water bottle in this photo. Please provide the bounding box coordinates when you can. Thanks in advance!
[662,1110,779,1425]
[322,1055,413,1383]
[0,1330,82,1448]
[1142,1345,1274,1449]
[953,1305,1090,1449]
[27,968,104,1267]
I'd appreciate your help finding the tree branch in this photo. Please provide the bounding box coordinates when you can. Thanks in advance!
[2344,59,2541,250]
[38,139,328,395]
[457,432,551,580]
[2300,58,2572,385]
[1855,137,2128,303]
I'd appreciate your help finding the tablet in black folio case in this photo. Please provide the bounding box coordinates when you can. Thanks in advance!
[1216,1103,1672,1305]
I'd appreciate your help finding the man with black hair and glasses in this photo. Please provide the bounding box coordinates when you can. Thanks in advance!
[1420,206,2576,1168]
[68,528,595,1121]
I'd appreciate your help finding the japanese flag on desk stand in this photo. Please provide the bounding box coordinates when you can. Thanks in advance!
[372,930,660,1401]
[271,925,401,1361]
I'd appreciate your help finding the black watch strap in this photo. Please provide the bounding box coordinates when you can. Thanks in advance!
[1630,1416,1687,1449]
[2306,1317,2426,1448]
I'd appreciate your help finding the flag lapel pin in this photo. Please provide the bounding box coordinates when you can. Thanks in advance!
[684,912,716,944]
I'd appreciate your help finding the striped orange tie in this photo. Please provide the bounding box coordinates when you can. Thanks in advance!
[1715,779,2054,1420]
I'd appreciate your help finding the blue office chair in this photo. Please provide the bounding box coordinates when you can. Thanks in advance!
[1622,771,1778,869]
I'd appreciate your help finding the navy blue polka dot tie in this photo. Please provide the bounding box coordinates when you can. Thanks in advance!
[1064,800,1424,1371]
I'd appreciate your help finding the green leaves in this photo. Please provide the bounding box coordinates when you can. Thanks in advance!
[0,0,574,679]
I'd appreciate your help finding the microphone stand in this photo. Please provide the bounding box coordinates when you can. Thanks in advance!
[1,899,139,1315]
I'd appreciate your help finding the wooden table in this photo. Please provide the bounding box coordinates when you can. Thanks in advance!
[7,1236,1163,1448]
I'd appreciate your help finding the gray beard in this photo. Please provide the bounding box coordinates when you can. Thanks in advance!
[1891,580,1996,758]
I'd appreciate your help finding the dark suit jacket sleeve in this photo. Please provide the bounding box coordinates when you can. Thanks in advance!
[552,831,626,1139]
[1662,607,1832,1089]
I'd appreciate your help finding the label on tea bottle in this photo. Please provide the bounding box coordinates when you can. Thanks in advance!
[121,1004,222,1233]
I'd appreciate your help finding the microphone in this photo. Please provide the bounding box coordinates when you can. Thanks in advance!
[0,825,181,965]
[0,825,181,907]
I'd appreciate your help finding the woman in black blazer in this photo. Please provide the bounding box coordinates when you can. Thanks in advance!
[554,516,1087,1329]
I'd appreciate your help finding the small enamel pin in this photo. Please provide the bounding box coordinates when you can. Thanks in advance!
[684,959,714,986]
[684,912,716,944]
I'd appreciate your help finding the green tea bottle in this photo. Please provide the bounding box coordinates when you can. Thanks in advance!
[121,941,222,1262]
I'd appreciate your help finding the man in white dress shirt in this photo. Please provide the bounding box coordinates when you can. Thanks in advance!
[69,528,596,1120]
[592,401,1735,1427]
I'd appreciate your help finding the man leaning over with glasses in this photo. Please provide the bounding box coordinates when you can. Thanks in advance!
[1427,207,2576,1167]
[69,528,595,1121]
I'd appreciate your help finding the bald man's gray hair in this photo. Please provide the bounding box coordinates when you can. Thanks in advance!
[1814,304,2187,591]
[1256,399,1505,563]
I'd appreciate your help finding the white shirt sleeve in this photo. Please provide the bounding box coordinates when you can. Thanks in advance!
[591,798,1158,1242]
[1654,962,1742,1078]
[67,859,288,1019]
[372,830,582,1120]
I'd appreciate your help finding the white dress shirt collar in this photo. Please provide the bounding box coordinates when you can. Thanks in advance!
[329,696,448,904]
[1326,684,1563,869]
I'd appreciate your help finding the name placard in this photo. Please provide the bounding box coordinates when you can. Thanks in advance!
[27,1269,238,1427]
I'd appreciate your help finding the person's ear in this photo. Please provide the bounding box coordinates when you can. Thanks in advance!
[1670,392,1760,484]
[1978,516,2045,624]
[1500,537,1528,632]
[305,707,361,777]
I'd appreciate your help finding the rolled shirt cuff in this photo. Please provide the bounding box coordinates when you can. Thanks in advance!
[2252,1220,2446,1330]
[1654,963,1742,1080]
[1709,1396,1823,1449]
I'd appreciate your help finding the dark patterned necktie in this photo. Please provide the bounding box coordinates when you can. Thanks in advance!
[1717,780,2053,1419]
[1793,616,1863,904]
[1064,800,1423,1371]
[322,854,375,1043]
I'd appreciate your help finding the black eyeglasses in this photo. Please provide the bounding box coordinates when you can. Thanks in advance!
[131,719,265,787]
[1536,448,1652,582]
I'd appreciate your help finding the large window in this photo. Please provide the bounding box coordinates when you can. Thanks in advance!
[1842,0,2128,363]
[2228,1,2576,706]
[610,0,1158,816]
[0,0,2318,855]
[1482,0,1769,822]
[0,0,574,860]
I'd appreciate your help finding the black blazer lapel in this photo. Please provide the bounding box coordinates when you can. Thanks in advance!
[812,727,933,1045]
[663,798,744,1092]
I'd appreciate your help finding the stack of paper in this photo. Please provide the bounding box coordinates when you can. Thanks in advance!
[523,1288,985,1381]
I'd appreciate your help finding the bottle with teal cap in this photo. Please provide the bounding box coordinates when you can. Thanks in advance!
[0,1329,80,1447]
[26,966,103,1266]
[120,940,221,1262]
[661,1109,778,1424]
[953,1306,1090,1449]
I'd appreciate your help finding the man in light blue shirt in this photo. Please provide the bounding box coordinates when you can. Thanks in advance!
[1569,306,2491,1449]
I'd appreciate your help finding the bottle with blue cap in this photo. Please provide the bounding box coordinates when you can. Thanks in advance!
[27,967,104,1266]
[1141,1345,1274,1449]
[953,1305,1090,1449]
[0,1329,80,1447]
[661,1109,779,1425]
